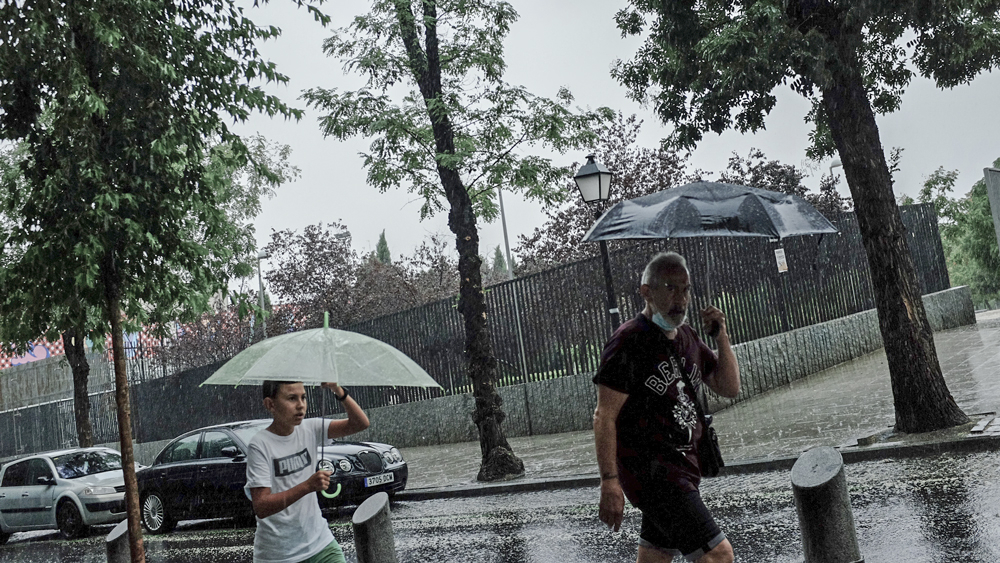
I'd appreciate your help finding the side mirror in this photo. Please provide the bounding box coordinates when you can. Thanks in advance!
[36,476,56,486]
[221,446,242,459]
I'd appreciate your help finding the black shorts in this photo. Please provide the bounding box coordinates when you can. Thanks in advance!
[635,485,725,561]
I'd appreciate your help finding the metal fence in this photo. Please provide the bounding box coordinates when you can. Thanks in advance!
[0,204,949,456]
[343,204,948,403]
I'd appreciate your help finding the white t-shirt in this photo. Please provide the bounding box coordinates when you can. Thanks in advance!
[245,418,334,563]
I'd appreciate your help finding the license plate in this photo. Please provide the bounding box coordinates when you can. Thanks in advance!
[364,472,395,487]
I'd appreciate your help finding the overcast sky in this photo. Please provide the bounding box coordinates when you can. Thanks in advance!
[234,0,1000,272]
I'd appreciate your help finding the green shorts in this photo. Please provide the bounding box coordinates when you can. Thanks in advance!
[298,540,346,563]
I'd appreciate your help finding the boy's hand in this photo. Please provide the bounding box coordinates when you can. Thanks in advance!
[305,470,332,493]
[321,382,342,394]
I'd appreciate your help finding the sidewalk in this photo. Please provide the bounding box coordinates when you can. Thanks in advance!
[395,311,1000,501]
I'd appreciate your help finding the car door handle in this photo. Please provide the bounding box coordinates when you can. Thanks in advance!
[21,492,30,497]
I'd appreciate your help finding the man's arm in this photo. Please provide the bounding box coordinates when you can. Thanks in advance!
[594,384,629,532]
[321,382,370,439]
[701,306,740,398]
[250,470,331,519]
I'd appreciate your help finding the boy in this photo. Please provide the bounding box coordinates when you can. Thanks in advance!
[246,380,370,563]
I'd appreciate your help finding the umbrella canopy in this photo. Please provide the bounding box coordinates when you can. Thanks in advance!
[201,324,442,388]
[582,182,838,242]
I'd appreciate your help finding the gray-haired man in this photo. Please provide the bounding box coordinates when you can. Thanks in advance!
[593,252,740,563]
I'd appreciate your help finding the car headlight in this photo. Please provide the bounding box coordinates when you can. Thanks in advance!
[83,486,117,496]
[390,448,403,463]
[337,459,352,472]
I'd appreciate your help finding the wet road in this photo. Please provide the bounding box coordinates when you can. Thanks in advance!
[4,449,1000,562]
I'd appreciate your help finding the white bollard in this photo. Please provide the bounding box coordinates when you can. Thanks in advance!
[351,492,398,563]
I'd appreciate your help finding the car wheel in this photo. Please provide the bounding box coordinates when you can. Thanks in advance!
[141,492,176,534]
[0,530,10,545]
[56,500,89,539]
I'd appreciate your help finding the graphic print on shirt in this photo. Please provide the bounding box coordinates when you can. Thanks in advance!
[645,358,682,395]
[273,447,312,478]
[679,355,704,388]
[645,355,698,445]
[673,380,697,444]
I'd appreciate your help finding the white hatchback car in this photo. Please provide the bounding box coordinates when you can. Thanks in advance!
[0,447,127,543]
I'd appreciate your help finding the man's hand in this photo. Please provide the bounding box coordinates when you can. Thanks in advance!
[304,470,332,493]
[701,305,728,339]
[598,480,625,532]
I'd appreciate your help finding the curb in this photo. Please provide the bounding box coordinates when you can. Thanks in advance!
[395,433,1000,502]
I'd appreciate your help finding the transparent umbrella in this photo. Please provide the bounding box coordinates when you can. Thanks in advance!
[201,313,441,497]
[200,313,442,389]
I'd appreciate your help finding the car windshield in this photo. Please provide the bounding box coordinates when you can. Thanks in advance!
[230,422,269,446]
[52,451,122,479]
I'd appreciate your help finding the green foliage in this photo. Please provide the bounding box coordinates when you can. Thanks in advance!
[0,0,303,350]
[612,1,1000,157]
[302,0,613,222]
[916,161,1000,306]
[376,229,392,264]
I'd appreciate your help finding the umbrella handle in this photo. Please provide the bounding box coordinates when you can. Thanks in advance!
[321,483,341,499]
[316,386,342,498]
[704,241,720,338]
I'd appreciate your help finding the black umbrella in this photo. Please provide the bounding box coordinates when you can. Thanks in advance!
[582,182,839,330]
[582,181,838,241]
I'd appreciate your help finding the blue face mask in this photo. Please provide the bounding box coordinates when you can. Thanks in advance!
[651,311,683,332]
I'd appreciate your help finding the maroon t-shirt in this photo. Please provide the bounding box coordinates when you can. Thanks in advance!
[593,314,718,498]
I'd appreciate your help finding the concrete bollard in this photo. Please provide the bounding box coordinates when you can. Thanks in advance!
[791,446,864,563]
[105,519,130,563]
[352,492,398,563]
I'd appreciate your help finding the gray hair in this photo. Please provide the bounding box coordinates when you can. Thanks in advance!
[641,252,688,286]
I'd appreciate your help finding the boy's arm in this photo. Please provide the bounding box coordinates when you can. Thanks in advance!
[321,382,370,439]
[250,470,331,519]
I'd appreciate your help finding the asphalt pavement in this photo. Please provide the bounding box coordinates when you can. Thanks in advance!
[396,310,1000,501]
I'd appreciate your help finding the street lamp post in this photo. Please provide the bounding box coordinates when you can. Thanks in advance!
[257,250,271,339]
[497,187,530,386]
[574,154,620,331]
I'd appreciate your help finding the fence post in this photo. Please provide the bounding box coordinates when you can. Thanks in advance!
[105,519,130,563]
[352,492,398,563]
[791,446,863,563]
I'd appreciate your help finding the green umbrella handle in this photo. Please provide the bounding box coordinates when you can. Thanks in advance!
[321,483,341,499]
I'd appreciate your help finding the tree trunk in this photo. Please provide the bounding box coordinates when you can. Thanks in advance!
[393,0,523,481]
[819,24,968,433]
[62,328,94,448]
[103,256,146,562]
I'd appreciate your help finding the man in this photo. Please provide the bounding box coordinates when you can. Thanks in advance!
[246,380,370,563]
[593,252,740,563]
